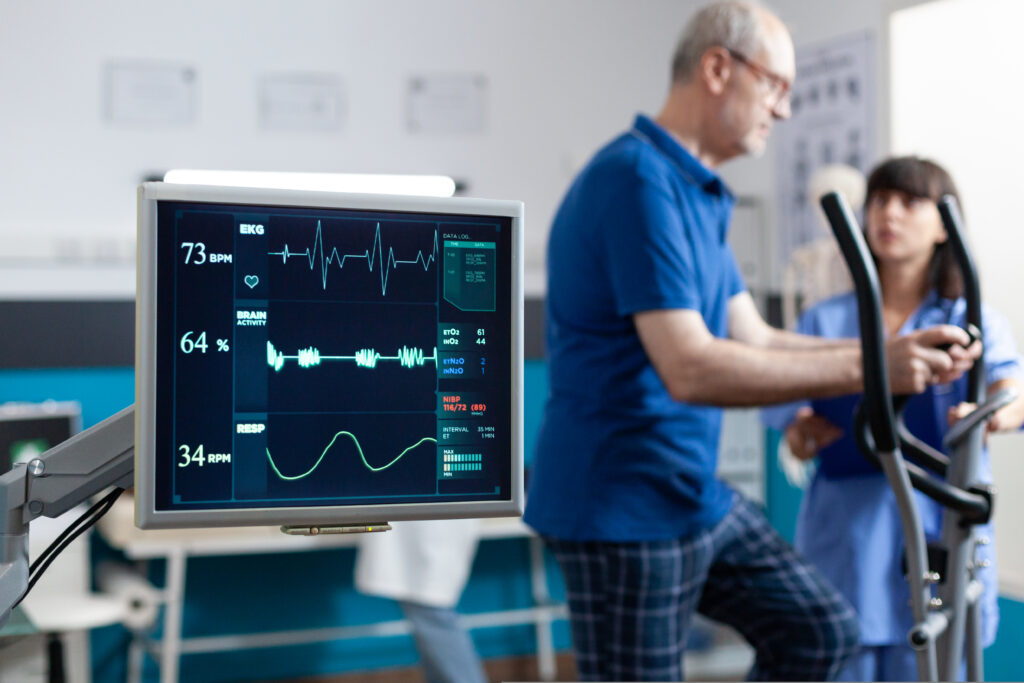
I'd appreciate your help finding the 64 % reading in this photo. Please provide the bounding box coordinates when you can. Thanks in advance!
[180,331,230,354]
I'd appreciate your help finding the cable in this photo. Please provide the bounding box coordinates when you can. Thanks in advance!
[29,489,118,575]
[28,487,124,586]
[11,487,124,609]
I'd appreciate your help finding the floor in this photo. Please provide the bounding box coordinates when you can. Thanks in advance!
[269,652,578,683]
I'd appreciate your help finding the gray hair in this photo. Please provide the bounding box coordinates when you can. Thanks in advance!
[671,1,765,83]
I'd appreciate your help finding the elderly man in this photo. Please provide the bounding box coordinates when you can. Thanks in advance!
[524,1,979,680]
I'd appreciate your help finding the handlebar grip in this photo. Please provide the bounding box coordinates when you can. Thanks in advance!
[935,323,981,352]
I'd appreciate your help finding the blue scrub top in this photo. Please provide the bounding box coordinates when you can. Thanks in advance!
[763,290,1023,646]
[524,115,745,542]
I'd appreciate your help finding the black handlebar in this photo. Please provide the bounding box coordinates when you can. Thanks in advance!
[819,192,899,452]
[938,196,984,405]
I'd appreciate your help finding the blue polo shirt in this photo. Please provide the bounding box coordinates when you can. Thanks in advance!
[524,114,745,541]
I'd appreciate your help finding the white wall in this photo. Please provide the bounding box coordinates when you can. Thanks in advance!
[890,0,1024,598]
[0,0,915,293]
[0,0,702,296]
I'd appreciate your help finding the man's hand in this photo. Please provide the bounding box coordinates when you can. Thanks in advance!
[784,407,843,461]
[886,325,981,394]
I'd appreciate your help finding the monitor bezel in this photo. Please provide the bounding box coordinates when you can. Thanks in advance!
[135,182,524,529]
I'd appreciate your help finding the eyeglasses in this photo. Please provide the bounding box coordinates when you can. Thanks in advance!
[725,48,792,111]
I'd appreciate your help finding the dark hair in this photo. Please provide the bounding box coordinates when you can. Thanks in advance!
[864,156,963,299]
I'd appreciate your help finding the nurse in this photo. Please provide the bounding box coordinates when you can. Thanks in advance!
[354,519,485,683]
[763,156,1024,681]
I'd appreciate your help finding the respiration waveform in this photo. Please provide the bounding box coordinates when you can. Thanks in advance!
[266,432,437,480]
[268,220,438,295]
[266,341,437,372]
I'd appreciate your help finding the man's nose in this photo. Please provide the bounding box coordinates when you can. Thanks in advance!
[771,94,791,120]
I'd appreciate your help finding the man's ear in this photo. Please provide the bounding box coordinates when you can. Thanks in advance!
[701,47,732,96]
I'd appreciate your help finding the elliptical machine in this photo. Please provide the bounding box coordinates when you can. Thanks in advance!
[820,191,1017,682]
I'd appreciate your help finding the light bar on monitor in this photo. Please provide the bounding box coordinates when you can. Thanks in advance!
[163,170,457,197]
[135,183,523,528]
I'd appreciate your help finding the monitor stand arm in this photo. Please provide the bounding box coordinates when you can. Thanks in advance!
[0,406,134,628]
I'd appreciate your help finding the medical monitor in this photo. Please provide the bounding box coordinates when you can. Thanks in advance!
[0,402,81,474]
[135,183,523,528]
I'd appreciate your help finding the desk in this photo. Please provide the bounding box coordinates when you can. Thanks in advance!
[0,603,123,683]
[97,499,566,683]
[0,610,43,683]
[0,607,36,638]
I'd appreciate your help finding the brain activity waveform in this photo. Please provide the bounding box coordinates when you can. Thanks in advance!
[266,341,437,372]
[268,220,438,295]
[266,432,437,481]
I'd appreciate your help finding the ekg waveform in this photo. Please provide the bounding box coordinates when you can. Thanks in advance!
[266,341,437,371]
[268,221,438,295]
[266,432,437,480]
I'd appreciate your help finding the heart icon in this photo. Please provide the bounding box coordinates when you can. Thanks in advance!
[244,275,259,289]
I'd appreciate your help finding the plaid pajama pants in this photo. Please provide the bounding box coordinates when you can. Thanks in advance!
[546,494,861,681]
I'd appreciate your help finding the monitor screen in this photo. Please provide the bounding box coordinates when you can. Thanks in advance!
[0,402,80,474]
[135,183,523,528]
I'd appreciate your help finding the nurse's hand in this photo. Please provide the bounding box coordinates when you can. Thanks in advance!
[785,407,843,461]
[948,379,1024,435]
